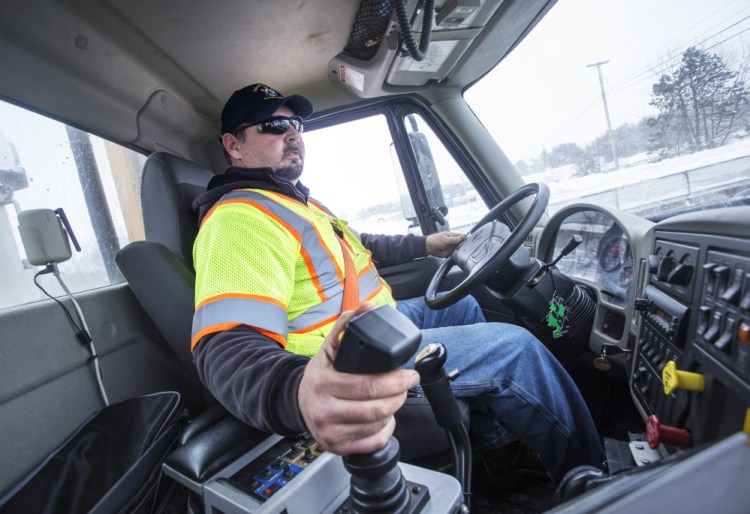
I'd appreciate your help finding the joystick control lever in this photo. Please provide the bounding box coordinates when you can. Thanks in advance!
[334,305,421,373]
[414,343,462,428]
[333,305,429,514]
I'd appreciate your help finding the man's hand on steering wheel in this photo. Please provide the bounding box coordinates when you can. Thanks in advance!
[426,232,465,258]
[425,183,549,310]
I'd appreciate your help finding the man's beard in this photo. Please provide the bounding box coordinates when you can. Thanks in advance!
[274,162,303,182]
[274,144,304,181]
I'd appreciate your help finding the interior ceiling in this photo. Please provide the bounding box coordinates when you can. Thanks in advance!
[0,0,552,160]
[0,0,362,148]
[103,0,360,118]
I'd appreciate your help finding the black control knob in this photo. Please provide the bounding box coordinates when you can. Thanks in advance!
[647,254,661,274]
[634,297,651,311]
[666,264,693,286]
[656,255,675,282]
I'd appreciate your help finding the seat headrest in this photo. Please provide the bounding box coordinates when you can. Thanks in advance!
[141,152,215,269]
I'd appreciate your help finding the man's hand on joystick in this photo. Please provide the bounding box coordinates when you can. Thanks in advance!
[297,302,420,455]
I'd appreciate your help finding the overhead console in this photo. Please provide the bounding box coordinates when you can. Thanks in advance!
[328,0,551,96]
[630,207,750,451]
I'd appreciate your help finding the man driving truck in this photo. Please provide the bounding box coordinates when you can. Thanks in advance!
[191,83,604,484]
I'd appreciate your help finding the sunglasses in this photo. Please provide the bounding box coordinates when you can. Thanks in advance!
[237,115,304,135]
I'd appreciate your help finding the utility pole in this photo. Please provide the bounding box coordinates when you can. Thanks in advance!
[587,60,619,170]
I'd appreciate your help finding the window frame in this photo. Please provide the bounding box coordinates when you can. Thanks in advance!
[306,95,518,236]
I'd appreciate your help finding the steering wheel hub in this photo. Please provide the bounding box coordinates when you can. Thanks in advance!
[425,183,550,309]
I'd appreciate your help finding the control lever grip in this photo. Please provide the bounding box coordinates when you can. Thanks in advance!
[332,306,427,514]
[334,305,421,374]
[414,342,462,428]
[415,341,472,508]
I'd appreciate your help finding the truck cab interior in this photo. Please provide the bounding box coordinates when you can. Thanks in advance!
[1,0,749,513]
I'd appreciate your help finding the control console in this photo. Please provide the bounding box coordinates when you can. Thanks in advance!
[163,306,464,514]
[631,226,750,451]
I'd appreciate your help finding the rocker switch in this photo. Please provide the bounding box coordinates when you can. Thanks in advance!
[713,265,731,296]
[696,306,711,336]
[703,262,718,296]
[715,317,735,354]
[703,311,723,344]
[741,274,750,312]
[720,268,743,305]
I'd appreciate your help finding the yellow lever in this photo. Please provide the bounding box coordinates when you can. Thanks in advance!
[662,361,705,395]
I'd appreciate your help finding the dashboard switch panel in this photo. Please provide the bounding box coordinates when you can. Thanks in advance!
[633,228,750,452]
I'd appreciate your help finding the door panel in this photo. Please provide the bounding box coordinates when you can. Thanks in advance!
[0,283,209,495]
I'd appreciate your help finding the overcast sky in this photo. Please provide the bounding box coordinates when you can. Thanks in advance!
[466,0,750,163]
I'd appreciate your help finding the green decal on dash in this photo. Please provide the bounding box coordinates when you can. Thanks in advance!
[546,293,568,339]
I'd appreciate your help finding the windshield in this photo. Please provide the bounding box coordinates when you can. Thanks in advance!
[467,0,750,220]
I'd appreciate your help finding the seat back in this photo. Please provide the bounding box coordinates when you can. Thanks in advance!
[141,151,214,270]
[116,152,213,384]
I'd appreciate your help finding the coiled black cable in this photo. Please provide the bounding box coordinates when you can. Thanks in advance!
[394,0,435,61]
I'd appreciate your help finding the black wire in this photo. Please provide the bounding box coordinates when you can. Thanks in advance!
[459,422,472,496]
[33,267,84,334]
[395,0,435,61]
[453,422,472,510]
[446,426,461,478]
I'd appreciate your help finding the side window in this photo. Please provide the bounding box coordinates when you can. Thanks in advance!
[403,113,488,233]
[303,111,488,236]
[0,100,146,310]
[303,114,416,235]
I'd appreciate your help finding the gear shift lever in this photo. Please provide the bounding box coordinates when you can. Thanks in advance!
[414,343,472,508]
[333,305,429,513]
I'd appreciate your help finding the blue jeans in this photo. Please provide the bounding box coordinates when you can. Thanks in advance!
[397,295,603,483]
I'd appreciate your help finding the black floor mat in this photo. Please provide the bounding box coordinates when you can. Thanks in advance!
[472,479,557,513]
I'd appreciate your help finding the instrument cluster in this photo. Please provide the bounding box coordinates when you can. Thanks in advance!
[550,210,634,308]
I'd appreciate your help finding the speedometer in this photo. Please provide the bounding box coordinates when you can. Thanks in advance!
[599,237,628,271]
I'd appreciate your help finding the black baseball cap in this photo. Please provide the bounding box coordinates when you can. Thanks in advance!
[220,83,313,135]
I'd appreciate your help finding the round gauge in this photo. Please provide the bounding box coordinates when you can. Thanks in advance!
[617,265,634,286]
[599,237,628,271]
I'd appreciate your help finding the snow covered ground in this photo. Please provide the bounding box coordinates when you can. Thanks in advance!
[349,137,750,234]
[533,137,750,214]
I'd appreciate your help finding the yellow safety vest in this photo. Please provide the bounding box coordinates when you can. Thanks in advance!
[192,188,396,356]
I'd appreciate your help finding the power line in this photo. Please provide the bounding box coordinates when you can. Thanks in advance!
[551,14,750,141]
[518,6,750,159]
[600,2,747,88]
[607,15,750,95]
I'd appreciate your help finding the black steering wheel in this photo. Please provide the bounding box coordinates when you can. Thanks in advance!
[424,182,549,309]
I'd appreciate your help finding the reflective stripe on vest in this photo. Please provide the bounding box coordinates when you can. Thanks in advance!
[192,188,395,355]
[192,294,289,344]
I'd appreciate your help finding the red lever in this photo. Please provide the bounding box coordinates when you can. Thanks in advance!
[646,415,691,449]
